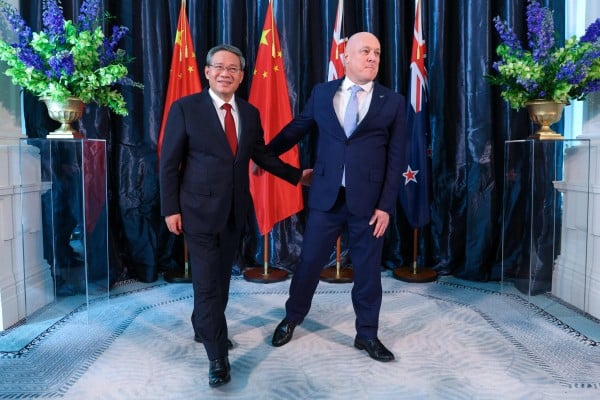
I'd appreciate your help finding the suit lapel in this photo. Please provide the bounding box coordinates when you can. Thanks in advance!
[328,80,388,139]
[198,91,236,158]
[351,82,387,137]
[324,79,346,138]
[235,99,253,161]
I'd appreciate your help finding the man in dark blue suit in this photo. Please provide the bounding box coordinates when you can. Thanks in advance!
[160,44,307,387]
[268,32,407,362]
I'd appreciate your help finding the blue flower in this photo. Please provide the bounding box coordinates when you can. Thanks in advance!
[526,0,555,63]
[78,0,101,32]
[17,46,44,70]
[100,25,128,66]
[488,0,600,109]
[556,61,582,85]
[3,6,30,44]
[42,0,66,43]
[47,50,74,79]
[581,19,600,43]
[493,16,523,58]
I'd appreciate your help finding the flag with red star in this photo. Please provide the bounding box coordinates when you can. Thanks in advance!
[157,0,201,158]
[249,2,303,235]
[399,0,431,228]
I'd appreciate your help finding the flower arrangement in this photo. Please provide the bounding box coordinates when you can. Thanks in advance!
[0,0,141,116]
[488,0,600,110]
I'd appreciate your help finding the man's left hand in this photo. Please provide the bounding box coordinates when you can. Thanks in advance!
[369,209,389,238]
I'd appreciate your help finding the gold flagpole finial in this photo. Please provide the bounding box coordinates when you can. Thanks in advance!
[271,1,276,58]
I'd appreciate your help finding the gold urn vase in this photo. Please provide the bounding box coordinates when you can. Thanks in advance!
[525,99,567,140]
[41,97,85,139]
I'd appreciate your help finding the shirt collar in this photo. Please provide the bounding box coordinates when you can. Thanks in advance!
[342,77,374,94]
[208,88,237,111]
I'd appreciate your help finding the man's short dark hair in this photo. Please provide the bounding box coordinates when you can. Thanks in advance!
[206,44,246,70]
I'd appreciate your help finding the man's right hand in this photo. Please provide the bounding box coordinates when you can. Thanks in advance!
[165,214,183,235]
[251,161,265,176]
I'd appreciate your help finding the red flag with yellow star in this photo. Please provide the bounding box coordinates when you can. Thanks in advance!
[249,2,303,235]
[157,0,201,157]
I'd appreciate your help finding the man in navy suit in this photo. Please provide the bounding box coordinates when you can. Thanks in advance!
[160,44,306,387]
[268,32,407,362]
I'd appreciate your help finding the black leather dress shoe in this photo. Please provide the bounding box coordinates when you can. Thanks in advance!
[208,357,231,387]
[272,319,297,347]
[354,337,395,362]
[194,334,234,350]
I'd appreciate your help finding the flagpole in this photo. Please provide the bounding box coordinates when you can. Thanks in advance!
[393,0,436,283]
[163,0,199,284]
[181,0,187,60]
[243,232,288,283]
[320,0,351,284]
[320,236,353,283]
[245,1,298,284]
[393,228,437,283]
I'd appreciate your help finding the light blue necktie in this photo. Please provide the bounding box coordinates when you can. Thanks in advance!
[341,85,362,186]
[343,85,362,137]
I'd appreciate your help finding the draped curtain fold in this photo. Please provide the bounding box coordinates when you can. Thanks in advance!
[18,0,565,285]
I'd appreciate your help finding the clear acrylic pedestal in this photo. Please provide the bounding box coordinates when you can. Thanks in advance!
[0,138,109,350]
[501,138,590,309]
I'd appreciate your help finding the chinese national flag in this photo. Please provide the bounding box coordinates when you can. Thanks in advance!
[327,0,345,81]
[157,1,201,157]
[249,2,303,236]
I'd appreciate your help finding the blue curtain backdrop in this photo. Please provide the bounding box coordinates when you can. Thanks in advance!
[18,0,565,287]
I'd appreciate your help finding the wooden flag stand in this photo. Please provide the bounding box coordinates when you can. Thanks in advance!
[244,234,289,283]
[164,240,192,283]
[320,236,353,283]
[393,228,437,283]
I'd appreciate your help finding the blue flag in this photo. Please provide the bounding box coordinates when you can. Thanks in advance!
[399,0,431,228]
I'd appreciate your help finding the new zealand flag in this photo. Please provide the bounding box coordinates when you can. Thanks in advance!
[399,0,431,228]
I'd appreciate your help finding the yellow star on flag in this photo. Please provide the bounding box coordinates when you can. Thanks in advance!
[260,29,271,46]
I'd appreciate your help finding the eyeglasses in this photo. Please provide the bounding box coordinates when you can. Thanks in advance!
[208,64,242,74]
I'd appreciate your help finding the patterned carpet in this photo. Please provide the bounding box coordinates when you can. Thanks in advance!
[0,272,598,399]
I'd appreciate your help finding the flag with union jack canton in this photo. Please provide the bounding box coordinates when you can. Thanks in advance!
[327,0,345,81]
[399,0,431,228]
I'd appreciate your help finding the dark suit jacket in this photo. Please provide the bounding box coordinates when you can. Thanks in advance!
[160,90,302,234]
[267,78,406,217]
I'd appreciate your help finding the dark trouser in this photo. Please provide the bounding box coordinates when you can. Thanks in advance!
[186,222,241,361]
[285,188,384,340]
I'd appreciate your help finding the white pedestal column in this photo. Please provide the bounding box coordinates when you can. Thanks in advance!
[0,138,53,331]
[553,133,600,319]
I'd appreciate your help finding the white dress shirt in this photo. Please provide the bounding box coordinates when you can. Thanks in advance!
[333,77,374,130]
[334,78,374,186]
[208,88,240,140]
